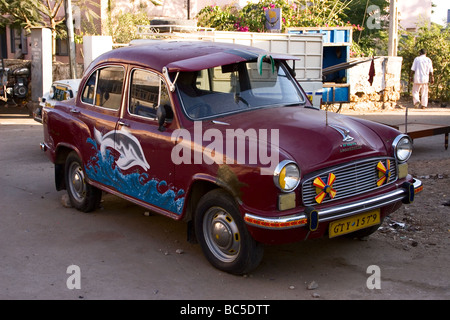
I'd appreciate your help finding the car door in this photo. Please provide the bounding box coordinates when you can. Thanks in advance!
[77,65,126,190]
[117,67,185,218]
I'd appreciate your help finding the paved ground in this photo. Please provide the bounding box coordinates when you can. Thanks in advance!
[0,104,448,302]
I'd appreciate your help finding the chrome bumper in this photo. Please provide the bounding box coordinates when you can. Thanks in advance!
[244,178,423,230]
[40,142,48,152]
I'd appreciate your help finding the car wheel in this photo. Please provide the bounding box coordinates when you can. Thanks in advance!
[195,189,264,275]
[65,151,101,212]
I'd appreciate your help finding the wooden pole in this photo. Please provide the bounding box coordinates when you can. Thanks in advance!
[388,0,398,56]
[65,0,77,78]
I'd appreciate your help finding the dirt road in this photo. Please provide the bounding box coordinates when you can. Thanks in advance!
[0,105,448,301]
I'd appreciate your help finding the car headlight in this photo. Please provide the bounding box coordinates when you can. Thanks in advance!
[49,86,55,99]
[273,160,301,192]
[393,134,413,163]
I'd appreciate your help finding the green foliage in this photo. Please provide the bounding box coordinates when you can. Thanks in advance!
[0,0,99,32]
[105,9,150,43]
[0,0,44,29]
[195,5,238,31]
[345,0,389,56]
[196,0,353,33]
[398,23,450,102]
[286,0,353,28]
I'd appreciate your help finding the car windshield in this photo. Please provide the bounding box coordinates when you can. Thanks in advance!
[176,60,306,120]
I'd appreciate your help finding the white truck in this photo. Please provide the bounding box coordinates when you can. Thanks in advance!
[135,28,324,107]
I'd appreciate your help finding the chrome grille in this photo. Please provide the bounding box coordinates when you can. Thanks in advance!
[301,158,397,206]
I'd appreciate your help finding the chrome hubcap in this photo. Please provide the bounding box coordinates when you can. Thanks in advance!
[69,162,86,202]
[212,220,233,249]
[203,207,240,263]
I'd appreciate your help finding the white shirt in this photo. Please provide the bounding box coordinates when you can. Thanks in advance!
[411,54,433,84]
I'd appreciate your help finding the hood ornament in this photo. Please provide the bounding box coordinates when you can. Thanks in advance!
[329,125,354,142]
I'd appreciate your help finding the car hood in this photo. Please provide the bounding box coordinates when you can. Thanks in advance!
[53,79,81,88]
[200,107,397,175]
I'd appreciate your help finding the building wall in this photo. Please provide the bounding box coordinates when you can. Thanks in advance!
[107,0,190,20]
[1,26,32,60]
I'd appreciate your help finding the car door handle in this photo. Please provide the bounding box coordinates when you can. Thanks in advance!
[118,120,129,127]
[70,108,80,114]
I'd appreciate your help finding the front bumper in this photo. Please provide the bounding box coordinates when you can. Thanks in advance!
[33,102,46,124]
[244,178,423,230]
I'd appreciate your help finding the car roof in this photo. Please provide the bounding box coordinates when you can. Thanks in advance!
[86,40,298,74]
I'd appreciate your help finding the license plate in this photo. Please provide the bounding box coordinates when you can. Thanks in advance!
[329,209,380,238]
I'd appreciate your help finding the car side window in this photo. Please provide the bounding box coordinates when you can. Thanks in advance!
[95,67,124,110]
[81,66,124,111]
[81,72,96,104]
[129,69,173,120]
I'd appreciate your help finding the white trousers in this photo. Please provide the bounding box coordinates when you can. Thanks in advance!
[412,83,429,107]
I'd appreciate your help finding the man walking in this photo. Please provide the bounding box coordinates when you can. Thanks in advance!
[410,49,434,109]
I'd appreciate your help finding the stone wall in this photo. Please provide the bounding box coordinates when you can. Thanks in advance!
[2,59,32,70]
[345,56,403,111]
[2,59,84,82]
[52,62,84,81]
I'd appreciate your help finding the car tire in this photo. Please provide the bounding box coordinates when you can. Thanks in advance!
[194,189,264,275]
[65,151,101,213]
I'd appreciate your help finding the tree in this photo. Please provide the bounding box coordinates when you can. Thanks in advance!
[0,0,42,29]
[0,0,99,60]
[341,0,390,57]
[103,1,157,44]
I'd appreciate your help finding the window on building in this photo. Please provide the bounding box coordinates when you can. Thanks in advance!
[10,28,28,58]
[55,38,69,56]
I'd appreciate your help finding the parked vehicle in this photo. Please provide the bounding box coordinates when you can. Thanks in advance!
[33,79,81,123]
[40,41,422,274]
[0,58,30,106]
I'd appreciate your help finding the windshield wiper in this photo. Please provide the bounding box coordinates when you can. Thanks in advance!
[282,102,305,107]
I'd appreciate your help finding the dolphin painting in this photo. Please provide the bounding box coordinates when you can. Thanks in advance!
[94,127,150,171]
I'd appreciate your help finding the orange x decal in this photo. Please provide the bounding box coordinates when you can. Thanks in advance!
[313,173,337,204]
[377,160,391,187]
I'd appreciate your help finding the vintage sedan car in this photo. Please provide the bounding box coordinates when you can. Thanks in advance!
[34,79,80,123]
[40,41,422,274]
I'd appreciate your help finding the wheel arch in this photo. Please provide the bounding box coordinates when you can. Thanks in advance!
[183,176,243,243]
[54,144,81,191]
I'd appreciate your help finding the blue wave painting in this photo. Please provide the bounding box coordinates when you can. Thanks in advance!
[85,138,185,215]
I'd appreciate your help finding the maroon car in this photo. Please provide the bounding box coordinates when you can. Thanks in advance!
[41,41,422,274]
